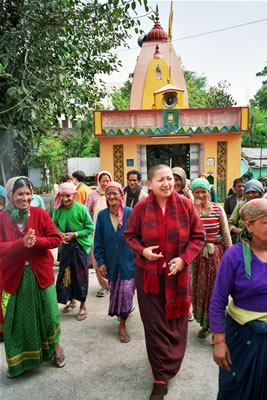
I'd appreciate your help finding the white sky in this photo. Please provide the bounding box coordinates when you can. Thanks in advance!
[102,0,267,106]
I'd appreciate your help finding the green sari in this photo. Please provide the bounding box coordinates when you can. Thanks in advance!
[2,265,61,377]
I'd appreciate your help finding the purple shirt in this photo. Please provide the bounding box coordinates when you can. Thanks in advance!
[209,242,267,332]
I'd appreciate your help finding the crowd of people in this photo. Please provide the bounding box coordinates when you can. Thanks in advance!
[0,167,266,400]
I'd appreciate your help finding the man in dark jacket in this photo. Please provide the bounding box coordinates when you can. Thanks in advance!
[224,178,244,219]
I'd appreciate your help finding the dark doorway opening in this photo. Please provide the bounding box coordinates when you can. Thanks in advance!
[147,144,190,178]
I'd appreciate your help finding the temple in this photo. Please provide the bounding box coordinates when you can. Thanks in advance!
[94,7,249,201]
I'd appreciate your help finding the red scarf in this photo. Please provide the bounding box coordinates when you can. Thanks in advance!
[142,192,190,319]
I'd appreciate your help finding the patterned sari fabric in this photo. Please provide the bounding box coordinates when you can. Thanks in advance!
[56,240,89,304]
[108,272,135,320]
[2,266,61,377]
[192,239,224,330]
[192,202,231,330]
[218,314,267,400]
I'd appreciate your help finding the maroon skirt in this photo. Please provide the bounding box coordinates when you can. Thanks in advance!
[136,266,188,381]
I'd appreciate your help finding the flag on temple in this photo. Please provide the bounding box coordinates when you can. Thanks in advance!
[168,1,173,44]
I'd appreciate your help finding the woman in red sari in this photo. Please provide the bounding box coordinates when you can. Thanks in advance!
[123,164,205,400]
[0,177,65,378]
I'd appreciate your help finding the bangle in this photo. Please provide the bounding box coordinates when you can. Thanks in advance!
[74,232,78,238]
[213,338,225,345]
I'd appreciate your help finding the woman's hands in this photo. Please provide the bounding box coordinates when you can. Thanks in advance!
[213,333,232,371]
[98,264,107,277]
[168,257,185,276]
[194,198,202,214]
[142,246,163,262]
[60,232,77,245]
[141,248,185,276]
[23,228,36,248]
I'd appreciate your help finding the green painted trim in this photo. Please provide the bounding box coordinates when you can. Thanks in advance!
[101,124,241,136]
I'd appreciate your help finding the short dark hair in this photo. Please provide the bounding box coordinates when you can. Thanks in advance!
[72,170,86,182]
[61,174,72,183]
[147,164,171,181]
[127,170,141,181]
[233,178,244,187]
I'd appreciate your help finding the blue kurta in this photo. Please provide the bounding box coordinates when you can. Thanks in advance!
[94,207,136,281]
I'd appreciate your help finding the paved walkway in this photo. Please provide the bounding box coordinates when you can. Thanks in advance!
[0,269,219,399]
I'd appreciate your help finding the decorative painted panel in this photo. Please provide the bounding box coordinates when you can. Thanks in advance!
[113,145,124,185]
[217,141,227,202]
[163,109,179,132]
[95,107,248,137]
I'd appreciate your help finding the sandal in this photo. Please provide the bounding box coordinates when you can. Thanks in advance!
[118,330,131,343]
[63,303,76,313]
[96,288,109,297]
[54,347,66,368]
[198,328,210,338]
[77,311,87,321]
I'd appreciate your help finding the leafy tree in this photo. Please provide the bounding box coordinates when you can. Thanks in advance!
[183,70,208,108]
[242,106,267,147]
[64,116,93,158]
[0,0,148,183]
[243,63,267,147]
[81,136,100,157]
[63,110,101,158]
[25,134,65,192]
[111,80,132,110]
[206,80,237,108]
[183,68,236,108]
[254,63,267,111]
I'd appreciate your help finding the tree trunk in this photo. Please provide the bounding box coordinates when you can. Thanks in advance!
[0,159,6,186]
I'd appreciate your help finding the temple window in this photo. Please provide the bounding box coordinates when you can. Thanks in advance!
[156,65,162,80]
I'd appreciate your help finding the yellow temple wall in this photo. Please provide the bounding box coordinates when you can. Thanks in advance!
[142,58,171,109]
[99,133,242,192]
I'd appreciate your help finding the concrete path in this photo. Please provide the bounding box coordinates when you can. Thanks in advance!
[0,269,219,400]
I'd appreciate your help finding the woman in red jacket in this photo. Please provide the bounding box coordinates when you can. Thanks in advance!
[0,177,65,378]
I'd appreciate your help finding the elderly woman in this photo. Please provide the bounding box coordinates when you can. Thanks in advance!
[171,167,193,200]
[0,177,65,378]
[191,178,232,338]
[94,182,136,343]
[209,198,267,400]
[85,170,112,297]
[228,179,264,243]
[53,182,94,321]
[123,165,205,400]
